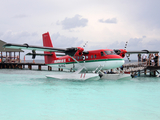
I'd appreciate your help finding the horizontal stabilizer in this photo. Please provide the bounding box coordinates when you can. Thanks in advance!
[26,53,53,56]
[26,53,65,56]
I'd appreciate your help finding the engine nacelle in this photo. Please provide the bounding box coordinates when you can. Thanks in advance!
[114,49,127,58]
[74,47,84,56]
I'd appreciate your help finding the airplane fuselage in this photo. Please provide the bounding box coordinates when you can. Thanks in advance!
[46,49,125,71]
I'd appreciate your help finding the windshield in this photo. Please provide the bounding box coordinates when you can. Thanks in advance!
[104,50,116,55]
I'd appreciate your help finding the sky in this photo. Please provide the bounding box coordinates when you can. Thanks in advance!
[1,0,160,60]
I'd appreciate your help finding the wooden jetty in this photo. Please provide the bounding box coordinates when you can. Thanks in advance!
[0,39,53,71]
[0,62,52,71]
[0,40,24,63]
[123,62,160,77]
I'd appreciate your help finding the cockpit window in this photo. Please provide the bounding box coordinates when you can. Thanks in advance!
[101,52,104,56]
[104,50,116,55]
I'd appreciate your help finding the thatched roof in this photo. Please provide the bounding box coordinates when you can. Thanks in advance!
[0,40,24,52]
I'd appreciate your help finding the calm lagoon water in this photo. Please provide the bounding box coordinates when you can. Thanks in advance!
[0,69,160,120]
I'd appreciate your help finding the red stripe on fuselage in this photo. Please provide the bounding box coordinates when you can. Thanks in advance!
[52,49,123,64]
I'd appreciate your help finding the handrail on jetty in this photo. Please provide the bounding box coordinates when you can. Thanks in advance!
[123,62,147,67]
[122,60,160,77]
[123,62,147,72]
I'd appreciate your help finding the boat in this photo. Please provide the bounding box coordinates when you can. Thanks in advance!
[100,73,131,80]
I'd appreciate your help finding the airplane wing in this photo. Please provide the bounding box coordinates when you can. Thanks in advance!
[3,43,79,56]
[3,43,66,52]
[126,50,159,54]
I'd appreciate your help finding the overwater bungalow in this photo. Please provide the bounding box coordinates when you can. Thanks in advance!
[0,40,24,63]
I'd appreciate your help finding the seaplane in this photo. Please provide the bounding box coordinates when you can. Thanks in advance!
[3,32,127,80]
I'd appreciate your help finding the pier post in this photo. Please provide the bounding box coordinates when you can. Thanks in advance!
[158,56,159,66]
[48,66,52,71]
[19,52,20,63]
[154,71,156,76]
[18,65,22,69]
[28,65,32,70]
[38,65,41,70]
[144,69,147,75]
[12,64,15,69]
[138,70,141,77]
[150,70,152,76]
[14,52,15,61]
[1,52,2,63]
[9,64,11,69]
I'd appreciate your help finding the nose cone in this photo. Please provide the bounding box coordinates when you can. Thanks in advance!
[113,55,125,68]
[104,55,125,69]
[116,58,125,67]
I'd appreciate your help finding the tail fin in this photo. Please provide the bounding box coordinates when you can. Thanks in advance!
[42,32,57,64]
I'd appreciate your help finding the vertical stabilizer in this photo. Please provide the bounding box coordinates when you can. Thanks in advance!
[42,32,56,64]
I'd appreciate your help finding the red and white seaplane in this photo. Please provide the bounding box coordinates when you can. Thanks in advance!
[3,32,127,80]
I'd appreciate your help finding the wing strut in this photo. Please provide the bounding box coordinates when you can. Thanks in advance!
[70,56,87,73]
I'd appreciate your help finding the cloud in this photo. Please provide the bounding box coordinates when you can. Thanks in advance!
[116,0,160,29]
[57,14,88,29]
[51,32,84,48]
[99,18,117,24]
[0,31,39,45]
[127,38,143,50]
[146,40,160,50]
[0,31,42,60]
[13,14,28,18]
[106,36,160,52]
[103,36,144,50]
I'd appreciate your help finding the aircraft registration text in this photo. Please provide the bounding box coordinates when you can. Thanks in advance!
[54,59,66,63]
[58,64,66,67]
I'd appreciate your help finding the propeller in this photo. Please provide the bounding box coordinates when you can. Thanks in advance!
[124,41,131,62]
[124,41,128,50]
[82,41,88,48]
[126,54,131,62]
[32,50,36,59]
[81,41,89,70]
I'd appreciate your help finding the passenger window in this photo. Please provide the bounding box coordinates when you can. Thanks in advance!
[94,55,96,58]
[86,56,88,59]
[91,55,93,59]
[68,58,70,61]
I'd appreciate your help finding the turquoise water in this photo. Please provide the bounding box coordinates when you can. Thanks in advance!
[0,69,160,120]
